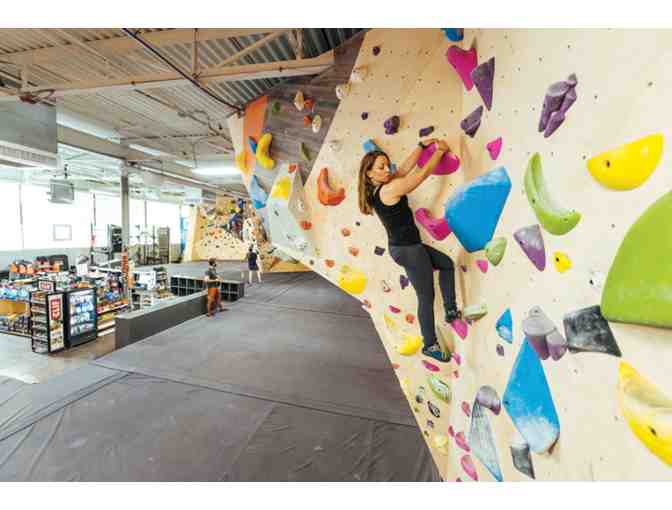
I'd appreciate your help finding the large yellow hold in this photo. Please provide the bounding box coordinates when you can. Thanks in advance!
[271,176,291,200]
[618,361,672,466]
[587,134,664,191]
[396,334,423,356]
[255,133,276,170]
[338,265,367,295]
[235,152,247,172]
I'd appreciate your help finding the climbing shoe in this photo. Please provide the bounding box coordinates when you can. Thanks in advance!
[422,343,451,363]
[445,309,462,323]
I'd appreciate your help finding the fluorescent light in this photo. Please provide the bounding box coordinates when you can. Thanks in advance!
[192,165,239,176]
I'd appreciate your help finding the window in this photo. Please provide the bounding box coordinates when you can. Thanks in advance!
[147,200,181,244]
[0,182,23,251]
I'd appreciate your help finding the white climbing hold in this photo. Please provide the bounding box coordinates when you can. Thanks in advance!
[312,114,322,134]
[294,90,305,111]
[335,83,351,100]
[350,66,368,83]
[328,140,342,153]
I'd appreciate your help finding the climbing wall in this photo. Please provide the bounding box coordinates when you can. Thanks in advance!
[231,28,672,481]
[186,199,248,261]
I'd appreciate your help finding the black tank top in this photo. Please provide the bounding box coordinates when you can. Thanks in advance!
[372,186,421,246]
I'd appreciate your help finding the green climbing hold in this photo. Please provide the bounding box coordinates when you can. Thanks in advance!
[271,101,282,115]
[428,375,452,403]
[602,191,672,329]
[464,303,488,321]
[300,142,312,162]
[524,153,581,235]
[485,237,507,266]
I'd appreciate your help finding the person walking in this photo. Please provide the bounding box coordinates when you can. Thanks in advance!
[246,245,262,284]
[204,258,225,317]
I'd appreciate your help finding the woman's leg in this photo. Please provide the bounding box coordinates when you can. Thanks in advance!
[256,270,262,283]
[423,244,458,318]
[248,270,253,284]
[389,245,437,348]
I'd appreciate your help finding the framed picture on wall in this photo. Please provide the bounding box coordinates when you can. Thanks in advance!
[53,224,72,242]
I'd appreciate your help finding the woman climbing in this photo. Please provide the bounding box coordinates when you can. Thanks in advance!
[358,138,461,362]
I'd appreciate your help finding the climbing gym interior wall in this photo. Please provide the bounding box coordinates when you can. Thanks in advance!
[230,28,672,481]
[184,198,248,262]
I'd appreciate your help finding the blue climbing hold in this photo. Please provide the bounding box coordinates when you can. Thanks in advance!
[248,136,258,154]
[444,167,512,253]
[442,28,464,42]
[496,309,513,344]
[249,175,268,209]
[363,139,382,154]
[503,338,560,454]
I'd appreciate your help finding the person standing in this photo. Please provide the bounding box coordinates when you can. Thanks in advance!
[204,258,224,317]
[246,245,262,284]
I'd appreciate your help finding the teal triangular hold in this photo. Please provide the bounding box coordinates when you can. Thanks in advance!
[249,175,268,210]
[468,402,503,481]
[444,167,512,252]
[503,339,560,454]
[496,309,513,344]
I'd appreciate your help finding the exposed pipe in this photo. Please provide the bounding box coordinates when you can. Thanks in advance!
[121,28,241,114]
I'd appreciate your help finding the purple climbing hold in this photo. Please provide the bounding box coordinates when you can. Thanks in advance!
[461,265,468,273]
[361,112,369,120]
[522,306,567,361]
[373,45,381,56]
[461,106,484,138]
[496,344,505,356]
[384,115,400,135]
[419,126,435,138]
[400,275,410,290]
[514,225,546,271]
[471,57,495,111]
[476,385,502,415]
[374,246,385,256]
[538,73,578,137]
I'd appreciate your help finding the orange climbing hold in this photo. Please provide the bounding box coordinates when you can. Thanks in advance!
[318,167,346,206]
[406,314,415,325]
[303,115,312,127]
[325,259,335,268]
[341,228,351,237]
[289,164,298,173]
[349,247,360,257]
[300,221,312,230]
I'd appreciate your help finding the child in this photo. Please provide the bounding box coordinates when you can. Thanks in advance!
[246,245,262,284]
[204,258,224,317]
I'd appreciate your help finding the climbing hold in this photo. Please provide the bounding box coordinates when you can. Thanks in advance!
[338,265,367,295]
[553,251,572,273]
[524,153,581,235]
[461,455,479,481]
[428,401,441,418]
[496,344,505,356]
[442,28,464,42]
[487,137,503,160]
[391,363,400,370]
[428,375,451,403]
[514,225,546,271]
[363,139,382,154]
[460,105,484,138]
[372,45,381,56]
[304,98,315,111]
[400,275,409,290]
[381,281,391,293]
[602,191,672,329]
[404,314,415,326]
[485,237,507,266]
[374,246,385,256]
[462,401,471,417]
[362,299,372,310]
[300,142,312,162]
[389,306,400,314]
[248,136,258,154]
[415,387,426,405]
[460,265,467,273]
[434,435,449,454]
[476,259,488,274]
[503,339,560,454]
[384,314,398,332]
[563,305,621,357]
[384,115,400,135]
[469,401,503,481]
[419,126,434,138]
[348,247,359,257]
[496,309,513,344]
[361,112,368,120]
[451,319,468,340]
[249,176,268,209]
[522,306,566,361]
[350,66,368,83]
[328,140,342,153]
[335,83,350,100]
[510,436,535,479]
[396,334,423,356]
[475,386,501,416]
[427,420,434,429]
[271,176,291,200]
[444,167,512,253]
[341,228,351,237]
[415,208,452,241]
[417,143,461,175]
[464,303,488,321]
[587,134,664,191]
[455,431,470,452]
[303,115,312,127]
[271,101,281,115]
[288,164,298,174]
[618,361,672,466]
[448,426,455,437]
[312,115,322,134]
[452,352,462,365]
[325,259,335,268]
[538,74,578,137]
[423,361,440,373]
[317,168,346,206]
[299,221,312,230]
[446,45,478,91]
[235,151,247,172]
[294,90,305,111]
[471,57,495,110]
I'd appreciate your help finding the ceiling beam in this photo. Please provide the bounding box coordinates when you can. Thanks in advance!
[0,29,278,65]
[4,52,334,99]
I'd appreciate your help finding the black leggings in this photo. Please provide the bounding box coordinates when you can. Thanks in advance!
[389,243,457,348]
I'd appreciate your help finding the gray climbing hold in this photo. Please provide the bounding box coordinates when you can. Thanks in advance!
[538,73,578,138]
[510,436,535,479]
[471,57,495,110]
[522,306,567,361]
[461,106,483,138]
[514,224,546,271]
[476,385,501,415]
[464,303,488,321]
[563,305,621,357]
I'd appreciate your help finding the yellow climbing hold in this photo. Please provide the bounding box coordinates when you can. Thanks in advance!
[255,133,276,170]
[396,334,423,356]
[235,152,247,172]
[587,134,664,191]
[399,378,411,397]
[553,251,572,273]
[338,265,367,295]
[618,361,672,466]
[384,314,399,332]
[434,435,449,454]
[271,176,291,200]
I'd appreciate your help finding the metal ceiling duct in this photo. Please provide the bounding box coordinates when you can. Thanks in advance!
[0,102,58,169]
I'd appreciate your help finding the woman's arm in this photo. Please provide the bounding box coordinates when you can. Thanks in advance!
[394,138,438,178]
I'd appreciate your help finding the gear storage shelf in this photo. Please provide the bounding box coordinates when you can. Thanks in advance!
[29,290,66,354]
[169,275,245,302]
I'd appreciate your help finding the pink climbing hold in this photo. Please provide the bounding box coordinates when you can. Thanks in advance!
[451,319,468,340]
[452,352,462,365]
[422,360,440,372]
[476,259,489,273]
[415,208,452,241]
[455,431,471,452]
[446,45,478,91]
[461,454,479,481]
[461,401,471,417]
[389,305,401,314]
[417,143,461,175]
[448,425,455,437]
[487,137,503,160]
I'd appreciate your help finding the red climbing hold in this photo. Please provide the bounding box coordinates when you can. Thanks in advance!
[455,431,471,452]
[318,168,346,206]
[462,401,471,417]
[422,360,440,372]
[461,455,479,481]
[362,299,372,309]
[392,363,400,369]
[389,305,401,314]
[341,228,351,237]
[299,221,312,230]
[448,425,455,437]
[348,247,359,257]
[405,313,415,325]
[289,164,298,173]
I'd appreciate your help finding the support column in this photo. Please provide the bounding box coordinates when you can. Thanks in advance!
[120,165,130,250]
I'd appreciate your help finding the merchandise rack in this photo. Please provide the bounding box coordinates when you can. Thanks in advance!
[170,275,245,302]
